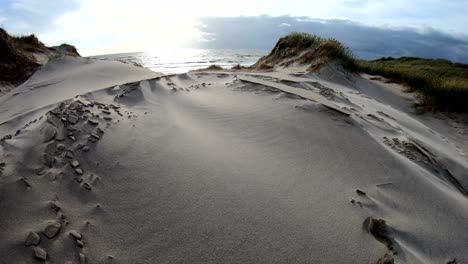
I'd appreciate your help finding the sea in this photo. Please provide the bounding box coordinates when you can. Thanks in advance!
[91,49,267,74]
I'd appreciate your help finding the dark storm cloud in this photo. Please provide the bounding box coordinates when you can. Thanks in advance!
[195,16,468,63]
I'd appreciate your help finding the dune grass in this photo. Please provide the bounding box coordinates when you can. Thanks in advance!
[0,28,38,82]
[11,33,45,49]
[0,28,80,83]
[255,32,357,70]
[266,32,468,111]
[355,57,468,111]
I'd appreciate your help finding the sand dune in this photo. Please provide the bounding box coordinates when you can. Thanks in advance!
[0,57,467,263]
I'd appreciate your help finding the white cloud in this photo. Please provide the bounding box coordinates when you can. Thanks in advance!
[279,23,291,27]
[40,0,205,55]
[4,0,467,55]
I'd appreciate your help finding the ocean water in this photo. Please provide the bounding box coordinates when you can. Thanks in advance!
[92,49,267,74]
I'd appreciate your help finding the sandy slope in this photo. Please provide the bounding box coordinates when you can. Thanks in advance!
[0,59,467,263]
[0,56,161,130]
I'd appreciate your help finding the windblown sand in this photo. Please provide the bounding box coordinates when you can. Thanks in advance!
[0,57,467,263]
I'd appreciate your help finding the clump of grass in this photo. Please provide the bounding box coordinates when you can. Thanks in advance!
[267,32,323,60]
[0,28,38,82]
[190,64,224,72]
[299,38,357,71]
[356,57,468,111]
[1,27,81,83]
[252,32,357,70]
[49,43,80,57]
[12,33,45,51]
[231,64,247,70]
[255,32,468,111]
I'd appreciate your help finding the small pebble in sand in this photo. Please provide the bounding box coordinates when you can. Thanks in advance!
[350,199,355,204]
[76,239,85,248]
[43,126,56,142]
[97,127,105,134]
[20,177,31,187]
[68,115,79,124]
[49,201,61,211]
[90,133,100,140]
[84,182,92,190]
[58,212,66,219]
[71,159,80,168]
[1,134,12,141]
[44,221,61,238]
[47,115,62,128]
[65,151,74,159]
[88,119,99,125]
[83,146,90,152]
[69,135,76,142]
[34,246,47,261]
[103,117,112,121]
[25,231,41,246]
[69,230,82,239]
[356,189,366,196]
[367,217,393,250]
[75,168,83,175]
[57,144,65,151]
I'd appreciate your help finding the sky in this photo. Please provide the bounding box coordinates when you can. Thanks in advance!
[1,0,468,61]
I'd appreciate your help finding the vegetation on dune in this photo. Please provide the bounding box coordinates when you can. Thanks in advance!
[0,27,80,84]
[49,43,81,57]
[190,64,224,72]
[11,33,46,51]
[356,57,468,111]
[259,32,468,111]
[0,28,39,82]
[252,32,357,71]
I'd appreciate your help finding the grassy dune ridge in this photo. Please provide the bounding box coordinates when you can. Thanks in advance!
[265,32,468,111]
[253,32,357,71]
[0,27,80,83]
[0,28,39,82]
[357,58,468,111]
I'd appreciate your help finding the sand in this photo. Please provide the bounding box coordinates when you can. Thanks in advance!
[0,57,467,263]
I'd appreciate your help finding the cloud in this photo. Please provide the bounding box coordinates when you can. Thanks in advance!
[195,16,468,63]
[1,0,467,59]
[1,0,80,33]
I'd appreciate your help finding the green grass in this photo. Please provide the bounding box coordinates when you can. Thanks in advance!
[256,32,357,70]
[355,57,468,111]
